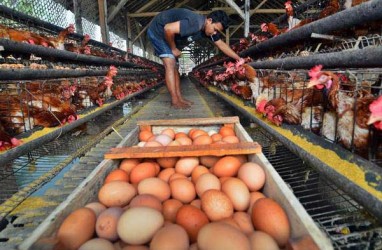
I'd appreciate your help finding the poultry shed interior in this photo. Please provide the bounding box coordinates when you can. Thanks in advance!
[0,0,381,249]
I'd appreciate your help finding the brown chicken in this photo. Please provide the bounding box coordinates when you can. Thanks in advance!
[319,0,340,19]
[45,24,75,50]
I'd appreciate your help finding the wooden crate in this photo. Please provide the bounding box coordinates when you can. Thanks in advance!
[21,116,333,249]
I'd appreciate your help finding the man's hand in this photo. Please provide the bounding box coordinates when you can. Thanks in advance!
[172,48,182,58]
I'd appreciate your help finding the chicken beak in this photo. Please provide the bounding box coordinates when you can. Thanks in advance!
[307,79,320,88]
[367,114,382,125]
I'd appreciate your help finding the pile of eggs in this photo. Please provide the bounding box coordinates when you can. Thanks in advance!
[56,127,291,250]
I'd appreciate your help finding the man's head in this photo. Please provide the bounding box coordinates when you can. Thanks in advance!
[205,10,229,36]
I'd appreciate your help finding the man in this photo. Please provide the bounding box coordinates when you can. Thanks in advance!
[147,8,241,109]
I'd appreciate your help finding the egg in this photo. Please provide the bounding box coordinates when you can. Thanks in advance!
[167,140,181,146]
[201,189,233,221]
[251,198,291,247]
[119,158,141,174]
[129,194,163,212]
[176,205,209,243]
[122,246,149,250]
[139,130,153,142]
[233,212,254,235]
[157,157,179,168]
[175,136,193,145]
[207,130,218,136]
[96,207,124,241]
[162,199,183,222]
[85,202,106,218]
[193,135,212,145]
[219,126,236,137]
[138,177,171,201]
[221,178,250,211]
[79,238,115,250]
[117,207,164,245]
[170,178,196,203]
[237,162,265,191]
[197,222,250,250]
[144,141,163,147]
[191,166,210,184]
[158,168,176,183]
[190,199,202,209]
[190,129,208,140]
[168,173,187,182]
[175,157,199,176]
[199,155,220,168]
[57,207,96,250]
[98,181,136,207]
[195,173,221,197]
[129,162,157,184]
[247,191,266,214]
[155,134,173,146]
[219,217,241,230]
[211,133,223,142]
[150,223,189,250]
[213,156,242,177]
[161,128,176,140]
[222,135,240,144]
[175,132,188,139]
[248,231,279,250]
[104,169,129,184]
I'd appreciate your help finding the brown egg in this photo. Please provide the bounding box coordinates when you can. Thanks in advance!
[175,132,188,139]
[168,140,181,146]
[193,135,212,145]
[219,126,236,137]
[195,173,221,198]
[221,178,250,211]
[79,238,115,250]
[247,191,266,214]
[155,134,173,146]
[96,207,124,241]
[104,169,129,184]
[222,135,240,144]
[201,189,233,221]
[139,130,153,142]
[157,157,179,168]
[161,128,176,140]
[119,158,141,174]
[147,135,157,142]
[168,173,187,182]
[138,177,171,201]
[197,222,250,250]
[252,198,290,247]
[175,157,199,176]
[189,243,198,250]
[98,181,136,207]
[190,129,208,140]
[211,133,223,142]
[219,176,231,185]
[175,136,193,145]
[117,207,164,245]
[122,246,149,250]
[57,207,96,250]
[176,205,209,243]
[199,155,220,168]
[85,202,106,218]
[170,178,196,203]
[188,128,197,138]
[144,141,163,147]
[129,194,163,212]
[191,166,210,184]
[162,199,183,222]
[238,162,266,192]
[158,168,176,183]
[218,217,241,230]
[129,162,157,184]
[213,156,242,177]
[190,199,202,209]
[150,224,189,250]
[233,212,254,235]
[248,231,279,250]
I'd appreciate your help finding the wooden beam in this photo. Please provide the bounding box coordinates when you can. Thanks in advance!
[224,0,244,19]
[244,0,250,37]
[98,0,109,43]
[174,0,192,8]
[126,13,132,52]
[73,0,83,34]
[134,21,144,50]
[107,0,129,24]
[127,9,284,17]
[226,27,230,45]
[136,0,159,13]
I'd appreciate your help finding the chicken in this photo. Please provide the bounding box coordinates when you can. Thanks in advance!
[64,34,91,54]
[308,65,380,152]
[47,24,75,50]
[0,121,22,151]
[367,95,382,130]
[261,23,285,37]
[319,0,340,19]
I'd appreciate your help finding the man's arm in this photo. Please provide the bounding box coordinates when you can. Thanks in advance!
[164,21,182,58]
[214,39,241,61]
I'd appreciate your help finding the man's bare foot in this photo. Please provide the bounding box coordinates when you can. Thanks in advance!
[180,98,194,105]
[171,102,190,109]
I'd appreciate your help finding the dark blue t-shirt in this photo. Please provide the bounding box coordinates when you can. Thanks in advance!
[148,8,220,49]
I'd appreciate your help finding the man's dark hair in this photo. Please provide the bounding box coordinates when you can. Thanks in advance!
[207,10,229,31]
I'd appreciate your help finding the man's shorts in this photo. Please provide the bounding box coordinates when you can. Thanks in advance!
[147,28,175,59]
